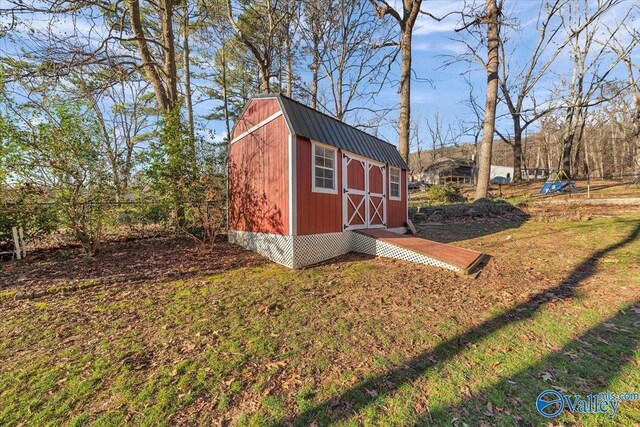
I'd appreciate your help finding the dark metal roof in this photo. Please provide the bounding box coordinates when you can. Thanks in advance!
[423,157,474,174]
[253,94,407,169]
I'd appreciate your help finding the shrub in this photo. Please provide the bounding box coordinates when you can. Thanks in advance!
[426,184,466,204]
[0,187,58,241]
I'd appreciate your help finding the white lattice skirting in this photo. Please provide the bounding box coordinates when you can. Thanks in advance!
[228,228,460,271]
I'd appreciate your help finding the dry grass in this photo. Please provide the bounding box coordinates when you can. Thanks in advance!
[0,216,639,426]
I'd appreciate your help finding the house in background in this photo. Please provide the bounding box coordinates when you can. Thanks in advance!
[227,94,409,268]
[420,156,518,185]
[421,158,475,184]
[489,164,514,182]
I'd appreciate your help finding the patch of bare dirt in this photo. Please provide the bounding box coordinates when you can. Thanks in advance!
[0,234,266,295]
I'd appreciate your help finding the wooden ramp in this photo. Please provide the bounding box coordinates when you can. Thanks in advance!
[354,229,487,277]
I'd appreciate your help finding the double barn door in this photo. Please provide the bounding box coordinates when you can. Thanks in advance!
[343,153,386,230]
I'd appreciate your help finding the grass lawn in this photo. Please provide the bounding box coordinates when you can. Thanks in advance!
[1,216,639,426]
[409,179,640,209]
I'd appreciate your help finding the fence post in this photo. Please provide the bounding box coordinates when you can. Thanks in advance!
[18,227,26,258]
[11,226,21,260]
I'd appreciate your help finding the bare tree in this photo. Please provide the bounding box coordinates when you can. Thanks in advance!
[369,0,455,163]
[79,78,156,199]
[462,77,485,181]
[300,0,332,108]
[496,0,618,182]
[316,0,395,121]
[224,0,291,93]
[607,19,640,174]
[460,0,502,200]
[425,111,454,162]
[557,0,630,177]
[409,114,424,178]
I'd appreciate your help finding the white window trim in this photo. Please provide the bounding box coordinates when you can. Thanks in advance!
[311,141,338,194]
[389,166,401,201]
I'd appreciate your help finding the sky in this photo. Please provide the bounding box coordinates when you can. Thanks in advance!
[1,0,639,151]
[368,0,639,147]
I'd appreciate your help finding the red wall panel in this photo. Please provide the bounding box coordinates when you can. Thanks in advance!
[296,137,343,235]
[228,108,289,235]
[368,165,383,193]
[233,98,281,138]
[229,97,407,235]
[346,159,365,190]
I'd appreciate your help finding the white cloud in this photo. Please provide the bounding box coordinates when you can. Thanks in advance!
[414,42,432,51]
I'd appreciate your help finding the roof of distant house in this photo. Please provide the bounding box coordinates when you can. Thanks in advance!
[423,157,474,174]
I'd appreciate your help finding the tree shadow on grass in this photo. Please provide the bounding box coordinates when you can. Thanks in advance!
[422,300,640,425]
[283,221,640,426]
[414,201,530,244]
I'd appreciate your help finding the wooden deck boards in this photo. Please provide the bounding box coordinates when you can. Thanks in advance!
[356,229,485,273]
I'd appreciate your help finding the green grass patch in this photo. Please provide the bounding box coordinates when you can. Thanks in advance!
[1,217,639,425]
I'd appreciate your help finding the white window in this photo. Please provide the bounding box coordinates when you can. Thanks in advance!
[312,143,337,194]
[389,167,401,200]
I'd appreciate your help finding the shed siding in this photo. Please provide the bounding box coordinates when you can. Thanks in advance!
[368,165,383,193]
[346,158,365,190]
[233,98,281,138]
[386,169,407,228]
[296,136,343,235]
[228,114,289,235]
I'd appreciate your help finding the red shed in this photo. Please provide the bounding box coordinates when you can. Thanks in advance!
[228,94,409,268]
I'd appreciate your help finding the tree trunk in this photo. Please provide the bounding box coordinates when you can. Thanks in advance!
[183,8,195,143]
[130,0,172,111]
[285,27,293,97]
[398,29,412,163]
[561,132,573,177]
[559,104,576,177]
[612,125,619,179]
[512,118,522,183]
[221,44,232,151]
[261,63,271,93]
[311,38,319,109]
[474,0,500,201]
[160,0,178,107]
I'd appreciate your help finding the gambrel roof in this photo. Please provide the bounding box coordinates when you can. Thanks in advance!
[252,94,408,170]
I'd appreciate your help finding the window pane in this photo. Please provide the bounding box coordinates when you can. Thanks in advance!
[313,144,335,190]
[391,183,399,197]
[314,167,334,189]
[325,169,333,180]
[325,158,333,169]
[390,168,400,183]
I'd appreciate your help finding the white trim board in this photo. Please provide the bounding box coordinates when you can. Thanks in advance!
[342,153,387,230]
[389,166,402,201]
[230,111,283,144]
[311,141,338,195]
[288,132,297,235]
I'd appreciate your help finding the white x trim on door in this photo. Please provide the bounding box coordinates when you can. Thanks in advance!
[343,153,386,230]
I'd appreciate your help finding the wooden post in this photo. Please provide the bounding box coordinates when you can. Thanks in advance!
[11,227,21,260]
[18,227,26,258]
